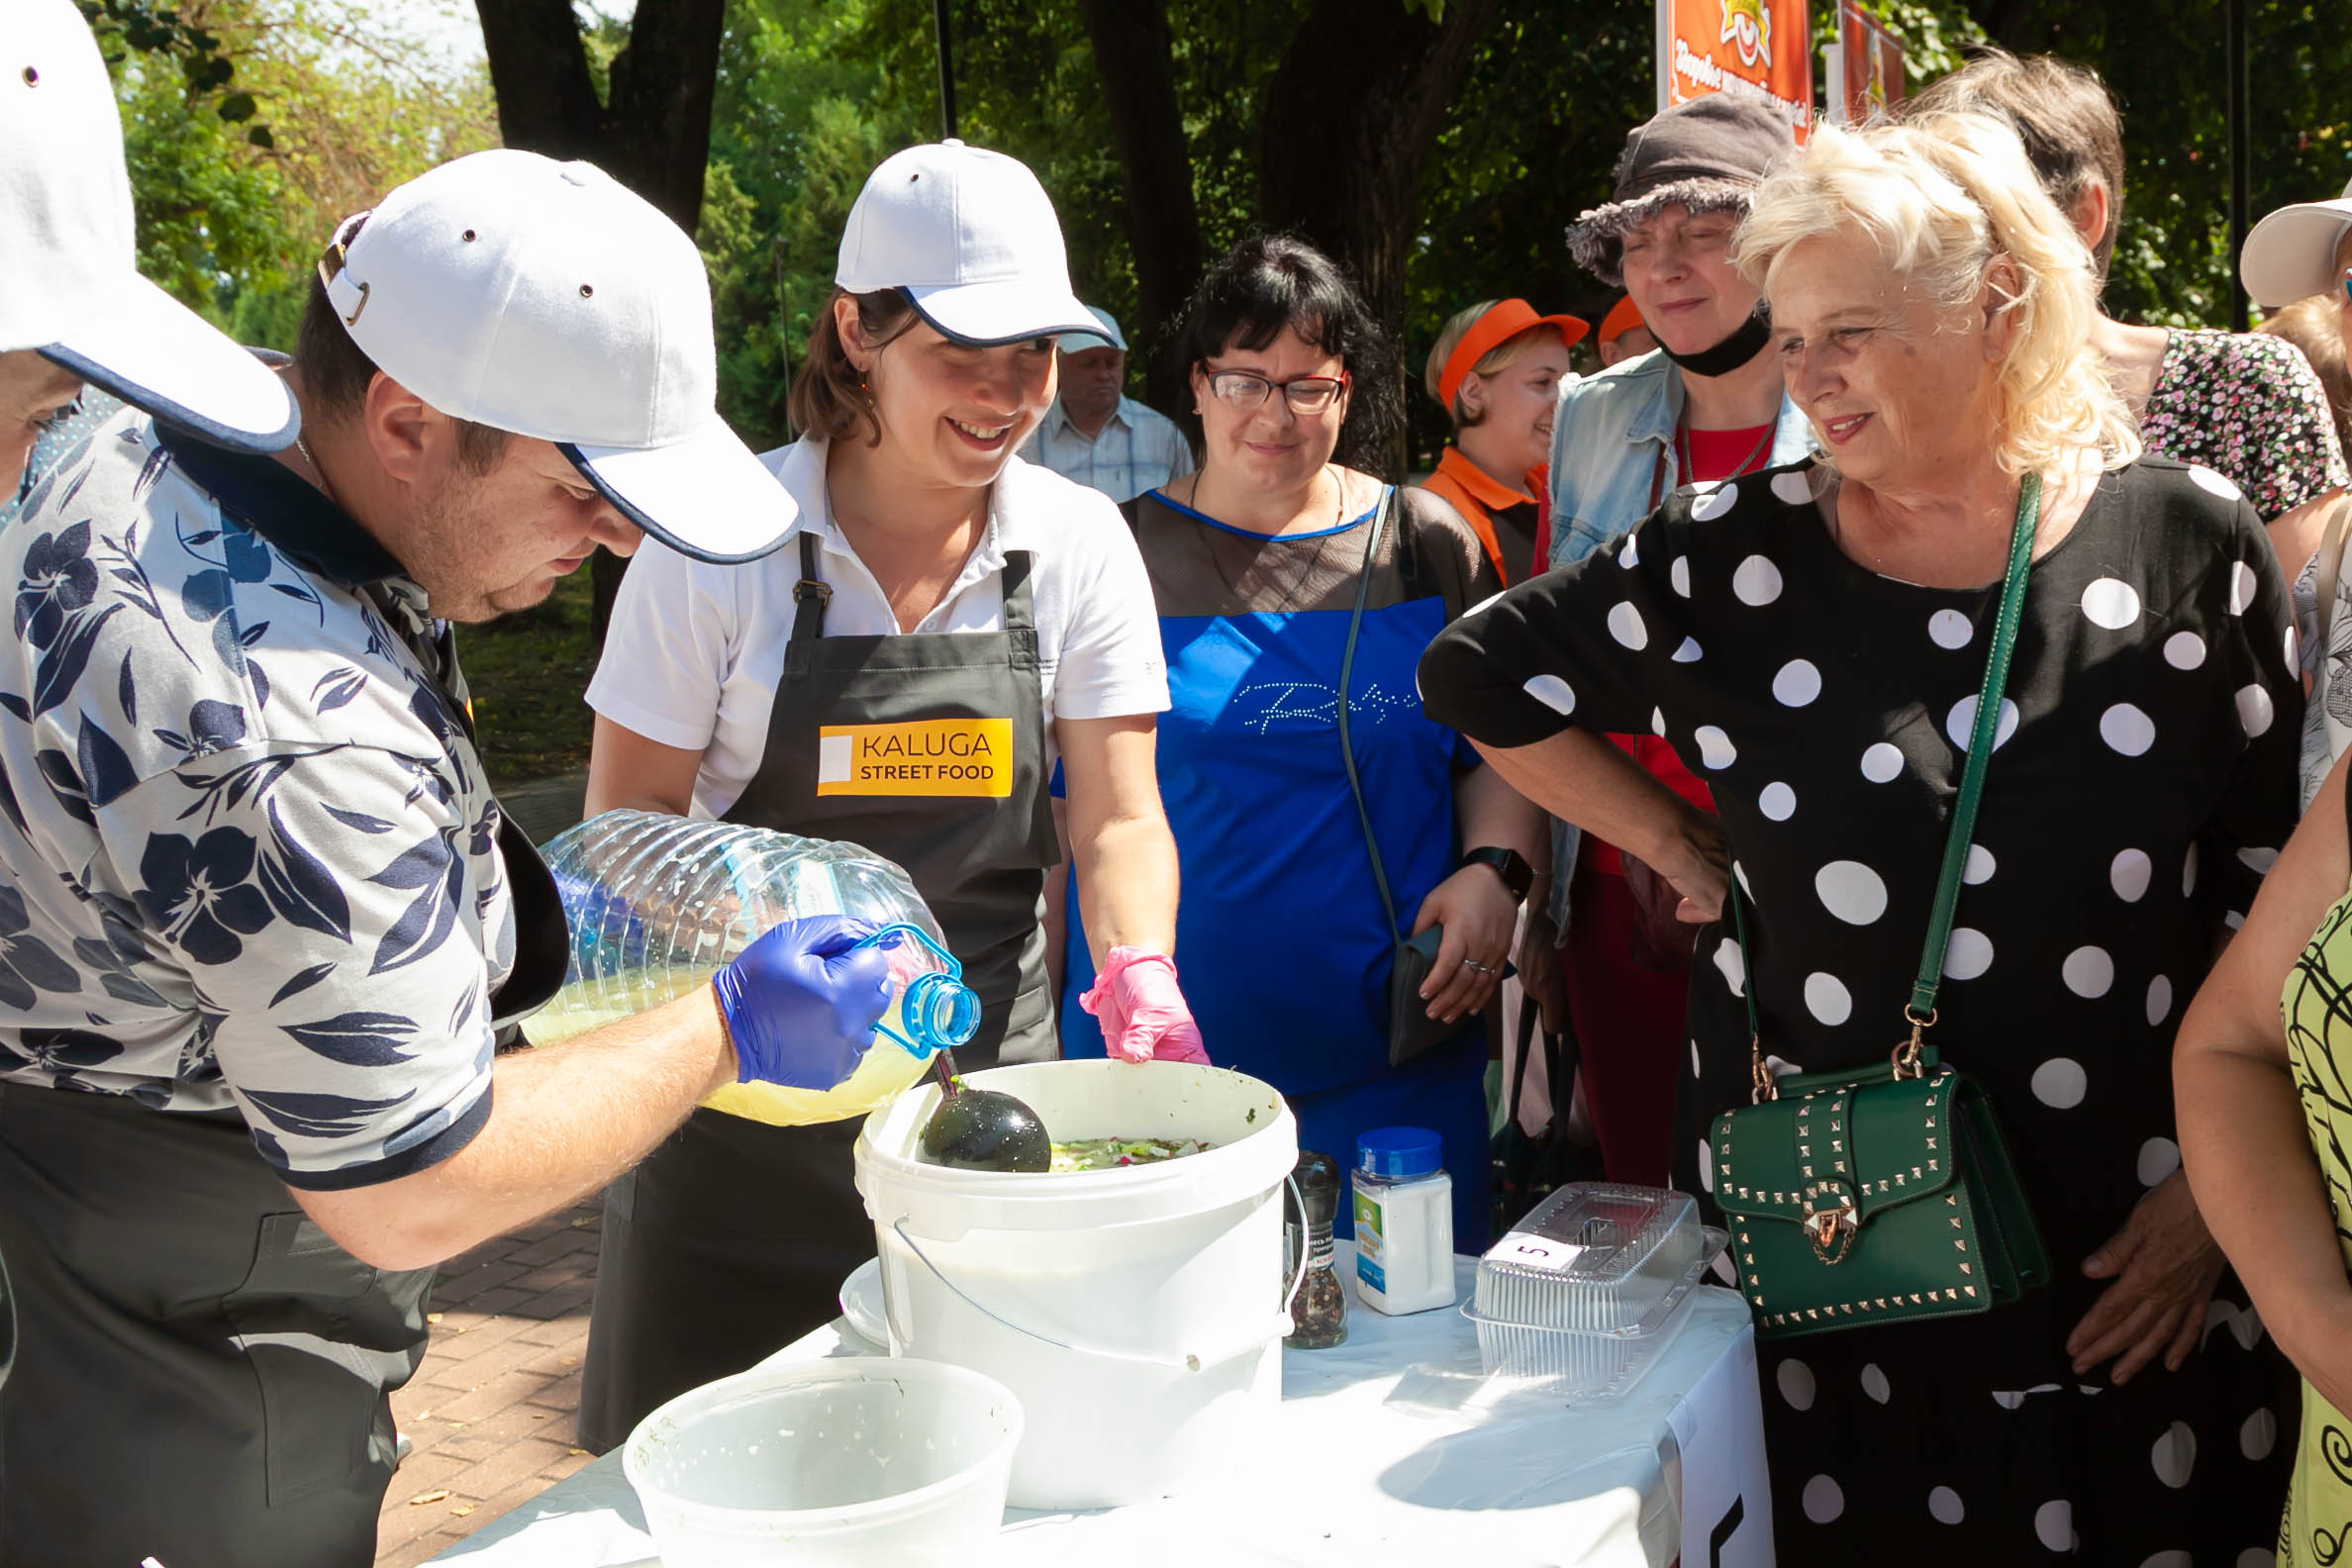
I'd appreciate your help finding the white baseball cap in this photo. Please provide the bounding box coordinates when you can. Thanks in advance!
[320,149,789,563]
[2242,177,2352,309]
[0,0,297,451]
[1057,306,1127,355]
[835,141,1096,346]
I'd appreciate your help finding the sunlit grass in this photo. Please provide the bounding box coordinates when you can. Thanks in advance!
[454,563,599,790]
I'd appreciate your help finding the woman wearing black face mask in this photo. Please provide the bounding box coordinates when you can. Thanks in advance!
[1519,94,1815,1194]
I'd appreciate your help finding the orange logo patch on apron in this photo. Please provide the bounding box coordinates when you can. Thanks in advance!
[815,718,1015,797]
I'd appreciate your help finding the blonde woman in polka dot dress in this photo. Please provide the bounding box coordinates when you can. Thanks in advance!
[1421,111,2300,1562]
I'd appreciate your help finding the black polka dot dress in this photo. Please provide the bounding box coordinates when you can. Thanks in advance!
[1420,456,2301,1562]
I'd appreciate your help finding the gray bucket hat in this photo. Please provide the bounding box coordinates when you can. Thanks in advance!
[1568,94,1796,287]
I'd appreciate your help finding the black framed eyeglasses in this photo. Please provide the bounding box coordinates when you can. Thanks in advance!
[2342,269,2352,308]
[1204,368,1350,415]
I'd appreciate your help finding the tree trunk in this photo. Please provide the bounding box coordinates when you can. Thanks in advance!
[1254,0,1502,475]
[475,0,605,160]
[1257,0,1504,339]
[473,0,729,643]
[603,0,728,235]
[1074,0,1203,413]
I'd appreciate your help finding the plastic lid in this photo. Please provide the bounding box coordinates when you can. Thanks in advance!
[1357,1127,1442,1178]
[896,971,981,1054]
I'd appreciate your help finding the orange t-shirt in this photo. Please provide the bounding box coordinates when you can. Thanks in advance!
[1418,446,1541,585]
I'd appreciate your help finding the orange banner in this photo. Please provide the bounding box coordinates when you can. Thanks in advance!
[1827,0,1907,126]
[1657,0,1814,146]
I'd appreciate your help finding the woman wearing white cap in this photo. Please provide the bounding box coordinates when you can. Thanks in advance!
[577,141,1199,1444]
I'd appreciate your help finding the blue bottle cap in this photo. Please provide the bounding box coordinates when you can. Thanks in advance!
[1356,1127,1442,1178]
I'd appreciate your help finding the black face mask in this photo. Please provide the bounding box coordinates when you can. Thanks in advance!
[1655,301,1774,379]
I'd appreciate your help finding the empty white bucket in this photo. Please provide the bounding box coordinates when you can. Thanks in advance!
[854,1060,1300,1509]
[622,1357,1022,1566]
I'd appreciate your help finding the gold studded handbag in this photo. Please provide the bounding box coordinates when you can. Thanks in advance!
[1707,477,2052,1340]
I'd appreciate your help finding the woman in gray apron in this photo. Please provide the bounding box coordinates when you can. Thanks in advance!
[576,142,1199,1449]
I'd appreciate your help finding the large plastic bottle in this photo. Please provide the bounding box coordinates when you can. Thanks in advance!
[531,810,978,1126]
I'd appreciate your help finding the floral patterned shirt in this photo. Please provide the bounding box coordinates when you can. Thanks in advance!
[2141,329,2349,523]
[0,407,518,1190]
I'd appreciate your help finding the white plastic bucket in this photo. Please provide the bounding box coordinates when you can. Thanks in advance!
[854,1060,1300,1509]
[622,1357,1022,1566]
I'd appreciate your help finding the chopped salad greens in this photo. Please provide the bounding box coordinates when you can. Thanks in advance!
[1047,1137,1215,1173]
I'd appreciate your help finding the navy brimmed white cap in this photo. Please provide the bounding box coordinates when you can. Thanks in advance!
[1058,305,1128,355]
[2242,178,2352,309]
[2,0,298,451]
[319,149,790,564]
[835,141,1096,346]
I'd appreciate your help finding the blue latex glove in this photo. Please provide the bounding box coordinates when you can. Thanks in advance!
[712,916,894,1088]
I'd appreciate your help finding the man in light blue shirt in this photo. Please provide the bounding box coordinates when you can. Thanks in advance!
[1018,305,1195,503]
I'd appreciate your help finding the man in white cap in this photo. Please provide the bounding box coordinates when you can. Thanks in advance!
[1015,303,1194,503]
[2244,176,2352,374]
[1,0,299,498]
[0,0,306,1429]
[0,145,901,1564]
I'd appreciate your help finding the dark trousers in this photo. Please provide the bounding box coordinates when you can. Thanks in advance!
[0,1083,432,1568]
[575,1111,871,1454]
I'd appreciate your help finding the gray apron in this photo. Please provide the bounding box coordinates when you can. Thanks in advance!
[579,534,1058,1451]
[0,615,569,1568]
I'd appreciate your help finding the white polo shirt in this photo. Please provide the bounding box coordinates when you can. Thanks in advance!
[588,436,1170,819]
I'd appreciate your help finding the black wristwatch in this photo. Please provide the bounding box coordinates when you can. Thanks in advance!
[1461,846,1534,904]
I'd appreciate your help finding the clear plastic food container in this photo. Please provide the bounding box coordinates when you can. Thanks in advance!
[1464,1183,1726,1400]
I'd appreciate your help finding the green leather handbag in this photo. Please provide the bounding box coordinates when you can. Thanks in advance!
[1709,476,2052,1341]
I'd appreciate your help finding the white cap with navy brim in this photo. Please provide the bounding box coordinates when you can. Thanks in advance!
[320,149,791,564]
[835,141,1097,346]
[2242,177,2352,310]
[1057,305,1127,355]
[1,0,298,451]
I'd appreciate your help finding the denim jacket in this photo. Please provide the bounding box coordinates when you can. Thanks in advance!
[1538,350,1815,930]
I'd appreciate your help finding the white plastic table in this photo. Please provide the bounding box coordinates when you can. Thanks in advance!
[426,1254,1774,1568]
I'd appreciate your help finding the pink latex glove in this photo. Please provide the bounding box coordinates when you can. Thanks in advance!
[1080,946,1211,1064]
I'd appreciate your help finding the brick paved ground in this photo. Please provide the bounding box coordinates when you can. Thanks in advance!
[373,1201,606,1568]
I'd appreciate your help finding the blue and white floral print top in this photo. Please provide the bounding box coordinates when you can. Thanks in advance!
[0,406,517,1190]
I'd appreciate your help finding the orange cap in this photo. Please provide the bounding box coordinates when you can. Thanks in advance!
[1436,299,1590,412]
[1597,294,1646,345]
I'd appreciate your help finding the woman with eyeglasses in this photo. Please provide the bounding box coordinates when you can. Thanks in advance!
[1057,235,1540,1247]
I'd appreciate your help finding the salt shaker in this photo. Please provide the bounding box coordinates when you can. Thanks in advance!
[1351,1127,1455,1315]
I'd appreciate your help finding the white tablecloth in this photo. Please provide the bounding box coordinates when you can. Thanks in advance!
[428,1255,1773,1567]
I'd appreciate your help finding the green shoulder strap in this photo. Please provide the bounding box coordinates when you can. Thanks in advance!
[1732,471,2042,1099]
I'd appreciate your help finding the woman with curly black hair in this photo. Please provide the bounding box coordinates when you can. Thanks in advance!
[1056,235,1539,1246]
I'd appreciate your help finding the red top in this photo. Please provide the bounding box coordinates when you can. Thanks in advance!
[1683,423,1778,481]
[1594,423,1774,875]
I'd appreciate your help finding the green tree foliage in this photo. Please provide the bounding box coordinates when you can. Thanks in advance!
[77,0,273,144]
[88,0,2352,456]
[694,0,926,448]
[1987,2,2352,329]
[91,2,498,347]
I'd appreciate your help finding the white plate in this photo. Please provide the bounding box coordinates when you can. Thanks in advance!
[837,1256,887,1345]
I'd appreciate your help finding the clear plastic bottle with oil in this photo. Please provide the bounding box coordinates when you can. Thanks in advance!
[531,810,977,1124]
